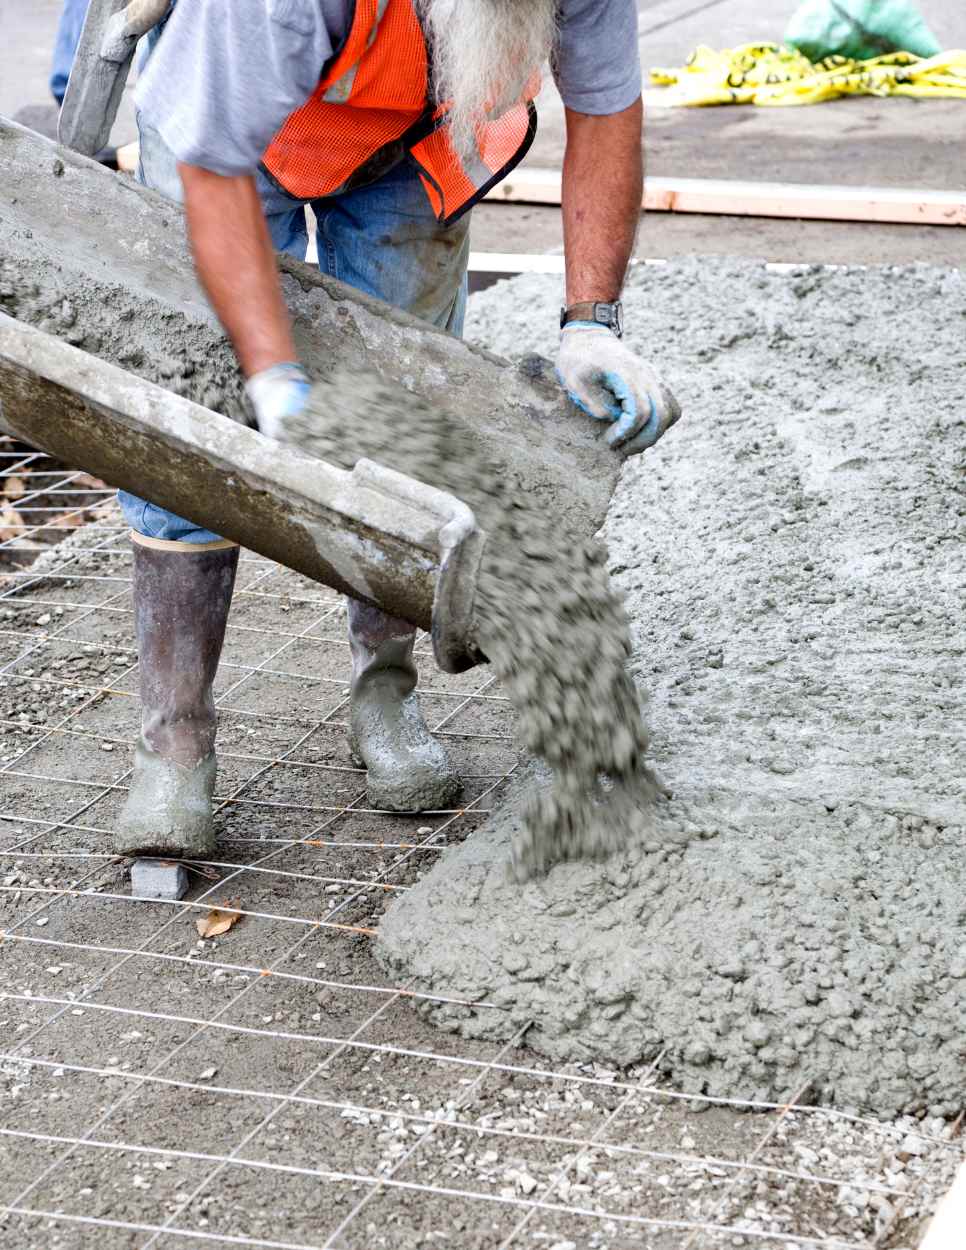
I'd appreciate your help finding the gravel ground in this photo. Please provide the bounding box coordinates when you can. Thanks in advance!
[0,520,961,1250]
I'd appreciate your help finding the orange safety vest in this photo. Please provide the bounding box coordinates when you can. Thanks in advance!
[261,0,537,225]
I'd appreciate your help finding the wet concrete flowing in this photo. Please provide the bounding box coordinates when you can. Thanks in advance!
[280,375,663,879]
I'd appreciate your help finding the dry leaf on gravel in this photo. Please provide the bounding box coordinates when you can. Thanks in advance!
[196,903,242,939]
[0,504,23,541]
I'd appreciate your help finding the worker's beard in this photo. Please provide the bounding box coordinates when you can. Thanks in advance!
[420,0,558,161]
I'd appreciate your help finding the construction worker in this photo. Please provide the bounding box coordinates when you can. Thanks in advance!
[114,0,681,859]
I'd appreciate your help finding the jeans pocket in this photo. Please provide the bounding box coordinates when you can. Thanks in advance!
[138,501,179,540]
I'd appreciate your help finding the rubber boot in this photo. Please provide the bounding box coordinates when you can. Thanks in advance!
[116,535,239,857]
[347,600,461,812]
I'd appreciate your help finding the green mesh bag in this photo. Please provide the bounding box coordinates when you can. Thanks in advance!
[785,0,941,61]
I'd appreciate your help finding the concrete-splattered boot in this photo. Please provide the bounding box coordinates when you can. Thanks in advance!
[347,600,461,812]
[116,535,239,857]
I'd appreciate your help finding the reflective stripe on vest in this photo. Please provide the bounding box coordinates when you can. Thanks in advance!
[261,0,537,225]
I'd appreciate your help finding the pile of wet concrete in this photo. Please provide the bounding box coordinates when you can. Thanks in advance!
[376,258,966,1119]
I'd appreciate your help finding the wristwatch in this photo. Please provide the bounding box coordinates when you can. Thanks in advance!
[560,300,623,338]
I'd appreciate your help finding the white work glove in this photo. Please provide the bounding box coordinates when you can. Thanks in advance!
[556,323,681,457]
[245,363,312,442]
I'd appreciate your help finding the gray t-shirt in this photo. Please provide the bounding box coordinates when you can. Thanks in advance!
[136,0,642,177]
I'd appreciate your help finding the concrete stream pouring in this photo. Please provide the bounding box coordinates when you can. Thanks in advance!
[2,118,965,1118]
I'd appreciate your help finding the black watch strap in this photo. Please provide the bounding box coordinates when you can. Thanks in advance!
[560,300,623,338]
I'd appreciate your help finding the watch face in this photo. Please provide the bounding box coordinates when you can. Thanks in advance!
[596,303,623,336]
[561,303,622,333]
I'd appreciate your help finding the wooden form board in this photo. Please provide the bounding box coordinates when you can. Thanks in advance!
[484,168,966,227]
[468,251,565,275]
[79,143,966,227]
[920,1159,966,1250]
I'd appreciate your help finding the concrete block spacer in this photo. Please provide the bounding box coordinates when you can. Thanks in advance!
[130,858,189,901]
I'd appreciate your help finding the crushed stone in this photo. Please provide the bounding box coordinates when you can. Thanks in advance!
[377,258,966,1118]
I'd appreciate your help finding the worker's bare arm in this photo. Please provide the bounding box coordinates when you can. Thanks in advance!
[556,99,679,457]
[561,98,643,304]
[178,164,296,378]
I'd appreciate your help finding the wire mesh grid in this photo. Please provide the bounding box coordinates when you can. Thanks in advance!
[0,450,961,1250]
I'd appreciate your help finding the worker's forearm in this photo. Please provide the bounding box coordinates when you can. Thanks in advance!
[178,164,295,378]
[561,99,643,305]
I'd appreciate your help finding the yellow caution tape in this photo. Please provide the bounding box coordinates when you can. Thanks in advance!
[650,43,966,106]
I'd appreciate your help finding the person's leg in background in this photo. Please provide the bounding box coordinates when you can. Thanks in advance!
[312,159,469,812]
[15,0,89,142]
[50,0,91,105]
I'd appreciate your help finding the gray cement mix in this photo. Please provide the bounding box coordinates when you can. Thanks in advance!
[277,376,663,878]
[376,258,966,1119]
[0,253,250,422]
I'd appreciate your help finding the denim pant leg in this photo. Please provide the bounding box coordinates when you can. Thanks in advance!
[254,173,311,260]
[312,159,470,335]
[50,0,91,105]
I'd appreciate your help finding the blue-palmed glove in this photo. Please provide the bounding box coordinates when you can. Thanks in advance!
[245,362,312,441]
[556,323,681,457]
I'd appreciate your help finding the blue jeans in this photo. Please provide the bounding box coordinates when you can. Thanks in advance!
[118,120,470,544]
[50,0,90,104]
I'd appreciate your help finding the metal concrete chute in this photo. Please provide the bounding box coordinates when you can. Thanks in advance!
[0,311,486,674]
[1,116,619,556]
[59,0,170,156]
[0,115,622,673]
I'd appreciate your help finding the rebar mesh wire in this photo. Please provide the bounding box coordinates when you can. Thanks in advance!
[0,455,961,1250]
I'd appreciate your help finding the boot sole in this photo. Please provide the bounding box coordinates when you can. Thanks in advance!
[116,744,217,858]
[365,773,463,813]
[348,728,462,812]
